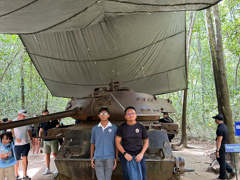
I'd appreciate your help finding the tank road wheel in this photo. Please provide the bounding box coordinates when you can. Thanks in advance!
[56,173,80,180]
[172,157,185,180]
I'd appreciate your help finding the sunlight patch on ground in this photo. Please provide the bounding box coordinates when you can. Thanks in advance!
[18,168,40,177]
[189,151,205,156]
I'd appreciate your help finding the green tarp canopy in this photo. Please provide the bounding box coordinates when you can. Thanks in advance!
[0,0,221,98]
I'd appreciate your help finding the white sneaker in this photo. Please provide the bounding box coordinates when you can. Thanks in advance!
[54,169,58,174]
[43,168,51,175]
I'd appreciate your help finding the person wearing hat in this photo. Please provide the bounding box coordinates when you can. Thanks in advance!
[159,112,175,142]
[12,109,32,180]
[0,118,9,134]
[90,107,118,180]
[213,114,235,180]
[39,109,60,175]
[159,112,174,123]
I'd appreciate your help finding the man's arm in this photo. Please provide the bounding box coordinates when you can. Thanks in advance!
[39,128,43,137]
[113,146,119,170]
[12,128,21,143]
[115,146,119,160]
[115,136,132,161]
[56,121,60,128]
[28,129,33,144]
[38,128,43,145]
[11,129,14,138]
[135,138,149,162]
[27,129,32,139]
[90,143,96,168]
[115,136,124,153]
[216,136,222,158]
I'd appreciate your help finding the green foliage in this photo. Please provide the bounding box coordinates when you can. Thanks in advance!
[0,0,239,137]
[0,34,74,124]
[160,1,240,142]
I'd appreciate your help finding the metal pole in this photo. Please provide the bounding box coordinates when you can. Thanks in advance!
[0,109,78,130]
[234,153,238,180]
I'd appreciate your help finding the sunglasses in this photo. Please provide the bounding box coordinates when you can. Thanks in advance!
[126,112,136,116]
[100,113,108,115]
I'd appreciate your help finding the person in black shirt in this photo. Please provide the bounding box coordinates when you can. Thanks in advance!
[213,114,235,180]
[159,112,175,142]
[116,106,149,180]
[39,109,59,175]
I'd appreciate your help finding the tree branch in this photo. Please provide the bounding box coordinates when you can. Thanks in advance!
[0,49,21,83]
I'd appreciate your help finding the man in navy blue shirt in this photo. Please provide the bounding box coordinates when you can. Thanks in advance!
[39,109,59,175]
[90,107,118,180]
[213,114,235,180]
[116,106,149,180]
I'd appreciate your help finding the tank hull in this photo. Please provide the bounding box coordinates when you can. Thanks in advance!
[55,159,177,180]
[55,123,182,180]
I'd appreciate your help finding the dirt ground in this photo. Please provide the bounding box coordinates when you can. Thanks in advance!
[173,141,239,180]
[16,141,239,180]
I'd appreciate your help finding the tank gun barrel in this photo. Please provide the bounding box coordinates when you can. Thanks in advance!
[0,109,78,131]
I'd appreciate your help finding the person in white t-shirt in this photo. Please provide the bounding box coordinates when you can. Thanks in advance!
[12,109,33,180]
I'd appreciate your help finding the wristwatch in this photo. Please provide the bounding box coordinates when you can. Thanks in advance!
[123,152,127,155]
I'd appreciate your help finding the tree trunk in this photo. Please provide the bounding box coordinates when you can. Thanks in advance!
[197,32,205,123]
[181,11,196,148]
[30,61,33,94]
[205,5,235,164]
[181,89,188,147]
[21,45,25,109]
[235,55,240,86]
[204,8,222,112]
[45,90,48,110]
[212,5,235,144]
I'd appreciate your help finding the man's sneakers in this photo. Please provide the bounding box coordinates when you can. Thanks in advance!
[16,175,21,180]
[22,176,31,180]
[16,175,31,180]
[229,171,236,179]
[54,169,59,175]
[43,168,58,175]
[30,153,39,157]
[43,168,51,175]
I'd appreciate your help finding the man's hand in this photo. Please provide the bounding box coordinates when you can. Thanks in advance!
[124,153,133,161]
[135,153,143,162]
[216,152,220,158]
[112,159,117,170]
[15,138,22,143]
[38,139,41,146]
[91,159,96,169]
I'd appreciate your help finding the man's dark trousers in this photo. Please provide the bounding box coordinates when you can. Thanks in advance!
[217,150,233,179]
[119,153,147,180]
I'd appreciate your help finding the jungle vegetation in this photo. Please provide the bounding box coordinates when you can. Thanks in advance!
[0,1,239,143]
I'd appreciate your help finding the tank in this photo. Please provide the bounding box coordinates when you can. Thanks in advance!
[0,81,192,180]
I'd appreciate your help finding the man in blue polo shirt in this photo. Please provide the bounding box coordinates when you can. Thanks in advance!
[90,107,118,180]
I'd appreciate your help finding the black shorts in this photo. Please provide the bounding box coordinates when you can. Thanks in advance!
[14,143,30,160]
